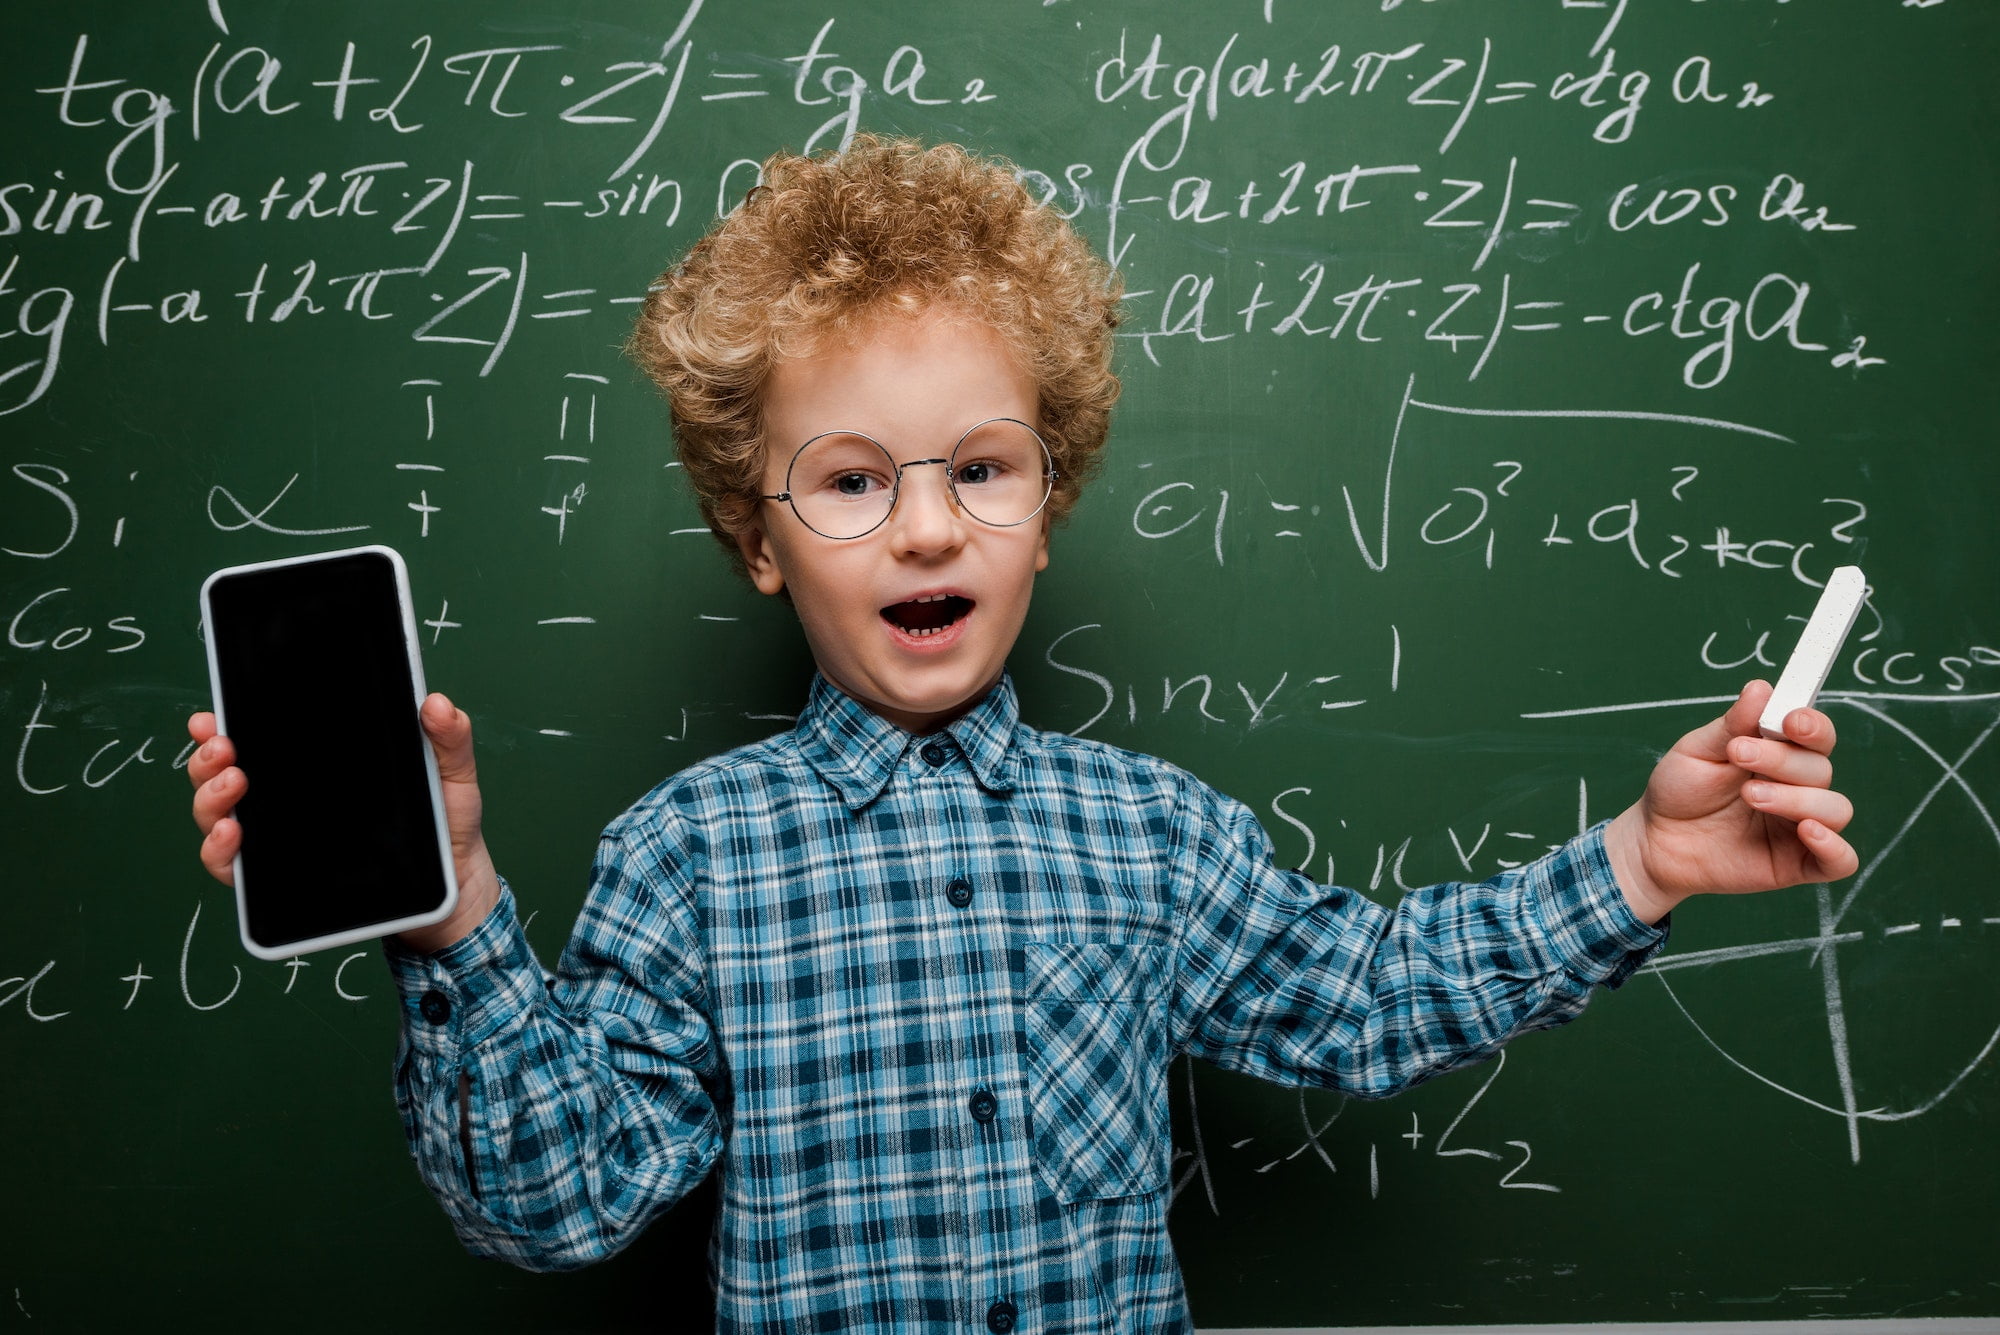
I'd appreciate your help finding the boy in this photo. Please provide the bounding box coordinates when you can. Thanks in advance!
[186,136,1856,1332]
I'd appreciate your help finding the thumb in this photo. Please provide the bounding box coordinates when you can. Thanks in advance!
[421,692,478,783]
[1678,679,1773,763]
[1726,678,1774,735]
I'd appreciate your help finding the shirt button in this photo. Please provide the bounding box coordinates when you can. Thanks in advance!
[946,877,974,908]
[968,1088,998,1124]
[418,990,451,1026]
[920,741,949,768]
[985,1300,1018,1333]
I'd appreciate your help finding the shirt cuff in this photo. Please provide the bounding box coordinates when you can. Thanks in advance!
[380,878,551,1059]
[1524,820,1669,989]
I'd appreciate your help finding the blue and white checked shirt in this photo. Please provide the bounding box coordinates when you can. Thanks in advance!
[384,673,1665,1333]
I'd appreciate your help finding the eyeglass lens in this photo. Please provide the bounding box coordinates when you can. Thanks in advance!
[785,420,1051,540]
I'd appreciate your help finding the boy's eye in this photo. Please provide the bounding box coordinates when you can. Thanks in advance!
[794,433,896,502]
[955,460,999,487]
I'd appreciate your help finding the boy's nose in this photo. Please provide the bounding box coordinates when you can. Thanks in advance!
[888,462,967,553]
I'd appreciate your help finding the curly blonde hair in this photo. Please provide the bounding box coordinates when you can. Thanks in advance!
[625,134,1123,572]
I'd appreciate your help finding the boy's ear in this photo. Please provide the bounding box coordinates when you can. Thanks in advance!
[1035,511,1052,574]
[734,519,787,597]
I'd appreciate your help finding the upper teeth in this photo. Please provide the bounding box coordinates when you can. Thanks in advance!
[912,594,951,603]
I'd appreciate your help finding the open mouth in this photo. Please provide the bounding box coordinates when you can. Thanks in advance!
[881,593,974,639]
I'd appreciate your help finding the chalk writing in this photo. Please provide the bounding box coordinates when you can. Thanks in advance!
[1,3,1992,1321]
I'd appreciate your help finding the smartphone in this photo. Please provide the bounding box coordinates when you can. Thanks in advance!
[199,545,458,961]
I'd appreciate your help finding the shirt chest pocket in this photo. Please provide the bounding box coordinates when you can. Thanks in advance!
[1022,939,1170,1204]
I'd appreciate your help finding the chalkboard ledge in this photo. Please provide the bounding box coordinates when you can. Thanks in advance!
[1202,1321,2000,1335]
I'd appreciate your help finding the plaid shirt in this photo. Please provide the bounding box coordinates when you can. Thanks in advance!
[384,674,1664,1333]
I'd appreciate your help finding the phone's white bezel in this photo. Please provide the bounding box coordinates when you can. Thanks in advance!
[199,544,460,961]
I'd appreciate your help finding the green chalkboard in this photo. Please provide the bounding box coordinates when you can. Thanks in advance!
[4,1,1996,1329]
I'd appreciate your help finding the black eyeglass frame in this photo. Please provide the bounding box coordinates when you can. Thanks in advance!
[758,416,1059,541]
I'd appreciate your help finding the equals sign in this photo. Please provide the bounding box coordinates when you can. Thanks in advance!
[533,289,596,320]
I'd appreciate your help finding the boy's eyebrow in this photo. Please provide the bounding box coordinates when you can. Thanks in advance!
[795,413,1040,440]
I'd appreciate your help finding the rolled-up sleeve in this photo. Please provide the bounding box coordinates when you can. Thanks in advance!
[1170,775,1666,1098]
[382,823,723,1271]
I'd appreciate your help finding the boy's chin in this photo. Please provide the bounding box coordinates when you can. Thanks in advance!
[840,670,1000,733]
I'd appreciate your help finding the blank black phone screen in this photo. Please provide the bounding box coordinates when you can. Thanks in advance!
[207,551,449,952]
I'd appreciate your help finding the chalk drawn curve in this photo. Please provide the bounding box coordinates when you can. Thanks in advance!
[1642,700,2000,1162]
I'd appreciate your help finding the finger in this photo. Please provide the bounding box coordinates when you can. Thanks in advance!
[421,693,478,785]
[1675,679,1773,763]
[188,711,218,745]
[187,733,236,788]
[1797,818,1860,881]
[1782,705,1838,756]
[199,815,240,886]
[192,766,246,834]
[1741,779,1854,833]
[1725,679,1774,737]
[1725,734,1834,789]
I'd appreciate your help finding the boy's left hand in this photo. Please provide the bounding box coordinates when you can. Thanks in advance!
[1605,679,1858,924]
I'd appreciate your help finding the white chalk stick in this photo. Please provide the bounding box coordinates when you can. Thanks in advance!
[1758,565,1867,740]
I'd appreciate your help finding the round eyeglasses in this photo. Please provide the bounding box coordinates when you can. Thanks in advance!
[759,417,1057,541]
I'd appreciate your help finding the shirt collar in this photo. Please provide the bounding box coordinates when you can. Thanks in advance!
[795,673,1021,810]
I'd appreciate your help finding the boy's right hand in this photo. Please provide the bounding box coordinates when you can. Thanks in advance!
[186,693,503,954]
